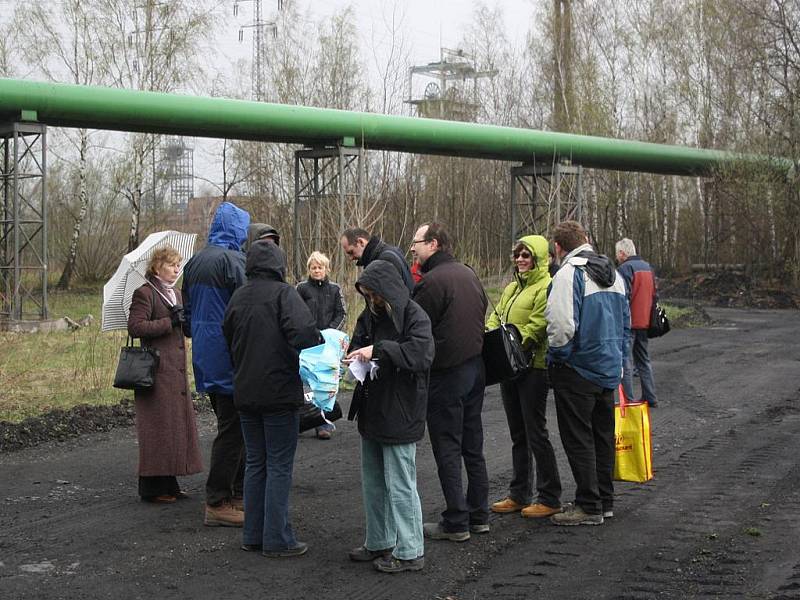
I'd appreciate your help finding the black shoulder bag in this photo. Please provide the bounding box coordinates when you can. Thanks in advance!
[113,336,160,390]
[482,291,532,386]
[647,301,671,338]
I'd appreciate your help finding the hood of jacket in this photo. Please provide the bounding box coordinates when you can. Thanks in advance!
[243,223,280,251]
[208,201,250,251]
[356,259,410,333]
[245,237,287,281]
[567,243,617,288]
[515,234,550,286]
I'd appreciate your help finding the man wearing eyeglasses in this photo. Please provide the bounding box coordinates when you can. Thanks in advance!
[340,227,414,292]
[410,222,490,543]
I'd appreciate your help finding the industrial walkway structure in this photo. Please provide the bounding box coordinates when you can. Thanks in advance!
[0,78,792,322]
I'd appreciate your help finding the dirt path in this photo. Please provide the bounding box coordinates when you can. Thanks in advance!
[2,307,800,599]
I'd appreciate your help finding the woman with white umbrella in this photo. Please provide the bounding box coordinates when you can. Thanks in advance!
[127,245,203,503]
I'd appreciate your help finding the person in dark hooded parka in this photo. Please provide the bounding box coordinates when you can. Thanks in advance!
[346,259,434,574]
[223,241,322,557]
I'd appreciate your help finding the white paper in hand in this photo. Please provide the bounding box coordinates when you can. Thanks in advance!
[348,359,379,383]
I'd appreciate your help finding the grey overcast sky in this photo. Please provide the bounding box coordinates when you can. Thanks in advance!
[215,0,535,73]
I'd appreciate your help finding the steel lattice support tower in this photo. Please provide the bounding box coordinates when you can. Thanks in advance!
[510,161,583,243]
[293,145,363,280]
[1,122,48,323]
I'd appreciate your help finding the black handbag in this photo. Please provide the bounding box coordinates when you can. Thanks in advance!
[113,336,160,390]
[299,400,343,433]
[482,322,531,386]
[647,302,671,338]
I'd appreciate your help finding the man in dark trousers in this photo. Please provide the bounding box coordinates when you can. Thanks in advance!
[410,222,490,542]
[182,201,250,527]
[546,221,629,526]
[616,238,658,407]
[340,227,414,292]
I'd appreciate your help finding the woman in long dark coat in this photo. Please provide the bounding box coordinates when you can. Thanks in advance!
[127,246,204,503]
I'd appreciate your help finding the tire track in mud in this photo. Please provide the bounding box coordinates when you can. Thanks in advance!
[447,399,800,600]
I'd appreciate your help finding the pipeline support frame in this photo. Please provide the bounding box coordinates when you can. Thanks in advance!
[1,121,48,322]
[510,161,583,243]
[293,145,364,280]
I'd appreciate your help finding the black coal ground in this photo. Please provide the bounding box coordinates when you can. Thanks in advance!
[2,306,800,600]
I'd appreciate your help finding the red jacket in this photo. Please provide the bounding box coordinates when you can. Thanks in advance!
[617,256,655,329]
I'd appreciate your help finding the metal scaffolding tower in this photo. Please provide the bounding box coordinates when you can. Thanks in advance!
[510,161,583,243]
[1,121,48,323]
[293,145,363,280]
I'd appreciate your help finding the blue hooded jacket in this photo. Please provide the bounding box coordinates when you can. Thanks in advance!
[181,202,250,394]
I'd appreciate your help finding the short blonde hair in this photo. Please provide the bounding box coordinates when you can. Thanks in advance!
[147,245,182,277]
[307,251,330,274]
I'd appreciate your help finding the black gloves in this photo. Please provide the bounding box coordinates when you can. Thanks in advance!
[170,304,185,328]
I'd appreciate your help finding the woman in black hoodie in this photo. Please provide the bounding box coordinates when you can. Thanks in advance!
[346,260,434,573]
[223,241,321,558]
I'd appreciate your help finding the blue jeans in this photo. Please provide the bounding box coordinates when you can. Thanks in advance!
[360,438,424,561]
[621,329,657,404]
[239,410,300,551]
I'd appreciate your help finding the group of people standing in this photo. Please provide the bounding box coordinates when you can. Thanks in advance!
[125,201,659,574]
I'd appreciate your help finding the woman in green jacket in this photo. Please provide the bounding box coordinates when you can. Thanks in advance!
[487,234,562,519]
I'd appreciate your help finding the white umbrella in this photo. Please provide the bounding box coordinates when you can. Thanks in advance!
[101,230,198,332]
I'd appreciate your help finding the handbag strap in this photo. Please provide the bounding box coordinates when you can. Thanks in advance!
[485,286,515,328]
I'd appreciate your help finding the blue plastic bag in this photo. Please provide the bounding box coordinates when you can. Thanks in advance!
[299,328,349,412]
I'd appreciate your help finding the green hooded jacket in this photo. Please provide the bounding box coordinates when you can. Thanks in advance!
[485,234,551,370]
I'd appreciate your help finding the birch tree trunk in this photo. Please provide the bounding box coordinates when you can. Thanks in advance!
[57,129,89,290]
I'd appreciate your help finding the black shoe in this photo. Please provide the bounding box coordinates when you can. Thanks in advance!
[373,555,424,573]
[262,542,308,558]
[241,543,262,552]
[349,545,393,562]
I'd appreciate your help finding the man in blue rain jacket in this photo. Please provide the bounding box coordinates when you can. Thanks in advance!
[182,201,250,527]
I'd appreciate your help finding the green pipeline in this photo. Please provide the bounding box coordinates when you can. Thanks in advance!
[0,78,791,176]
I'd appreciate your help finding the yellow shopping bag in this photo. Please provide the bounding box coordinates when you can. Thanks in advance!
[614,385,653,482]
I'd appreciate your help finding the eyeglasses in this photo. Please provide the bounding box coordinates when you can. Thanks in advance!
[410,239,428,246]
[513,251,532,259]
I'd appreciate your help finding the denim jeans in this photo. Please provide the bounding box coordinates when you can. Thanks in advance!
[239,410,300,551]
[206,393,245,506]
[621,329,657,404]
[360,438,424,561]
[427,355,489,533]
[500,368,562,508]
[549,364,614,515]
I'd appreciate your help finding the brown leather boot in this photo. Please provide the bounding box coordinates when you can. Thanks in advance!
[204,502,244,527]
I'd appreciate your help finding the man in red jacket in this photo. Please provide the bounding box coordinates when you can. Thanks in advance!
[615,238,658,408]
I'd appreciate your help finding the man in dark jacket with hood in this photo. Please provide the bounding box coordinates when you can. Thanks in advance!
[545,220,630,526]
[182,201,250,527]
[223,241,322,557]
[410,222,490,542]
[340,227,414,292]
[346,260,434,573]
